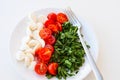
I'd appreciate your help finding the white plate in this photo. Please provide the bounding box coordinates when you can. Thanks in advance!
[9,8,99,80]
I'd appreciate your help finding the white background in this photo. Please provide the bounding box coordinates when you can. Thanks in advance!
[0,0,120,80]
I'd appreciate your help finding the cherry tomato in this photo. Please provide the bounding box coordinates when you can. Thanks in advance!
[45,35,56,45]
[35,47,42,57]
[47,24,58,33]
[39,28,52,39]
[34,62,47,75]
[47,13,57,21]
[41,59,50,64]
[48,62,58,75]
[44,19,55,27]
[57,13,68,23]
[39,48,52,61]
[35,47,44,63]
[35,56,49,64]
[56,22,62,31]
[45,44,54,53]
[35,56,41,63]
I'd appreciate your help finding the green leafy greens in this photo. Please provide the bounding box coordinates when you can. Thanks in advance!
[46,22,88,79]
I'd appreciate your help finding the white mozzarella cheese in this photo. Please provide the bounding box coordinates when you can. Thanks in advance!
[24,53,34,67]
[32,30,41,40]
[38,38,45,47]
[24,56,31,67]
[21,36,31,44]
[37,15,48,23]
[28,61,36,70]
[32,43,42,55]
[16,51,25,61]
[29,23,38,31]
[26,26,32,36]
[19,43,29,51]
[17,14,48,69]
[36,22,44,31]
[26,53,34,61]
[24,48,34,54]
[27,39,39,48]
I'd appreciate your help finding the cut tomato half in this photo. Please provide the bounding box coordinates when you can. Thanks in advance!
[56,22,62,31]
[47,13,57,21]
[48,62,58,75]
[39,28,52,39]
[34,62,47,75]
[47,24,59,33]
[44,19,55,27]
[39,48,52,61]
[35,47,42,57]
[45,35,56,45]
[45,44,54,53]
[57,13,68,23]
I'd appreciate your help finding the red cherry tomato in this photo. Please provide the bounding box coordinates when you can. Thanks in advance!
[56,22,62,31]
[41,59,50,64]
[45,44,54,53]
[34,62,47,75]
[47,13,57,21]
[39,48,52,61]
[45,35,56,45]
[35,47,42,57]
[35,56,49,64]
[35,56,41,63]
[35,47,42,63]
[57,13,68,23]
[39,28,52,39]
[48,62,58,75]
[44,19,55,27]
[47,24,59,33]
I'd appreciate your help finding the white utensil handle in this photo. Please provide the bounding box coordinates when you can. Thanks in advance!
[78,29,103,80]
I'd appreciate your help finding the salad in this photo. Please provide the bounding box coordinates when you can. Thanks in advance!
[16,12,87,80]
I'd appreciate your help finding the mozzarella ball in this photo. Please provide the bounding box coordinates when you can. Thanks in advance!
[16,51,25,61]
[21,36,31,44]
[26,53,34,61]
[24,48,34,54]
[36,22,44,31]
[32,43,42,55]
[37,15,47,23]
[38,38,45,47]
[29,23,38,31]
[19,43,29,51]
[32,30,41,40]
[24,56,31,67]
[28,61,36,70]
[26,26,33,36]
[27,39,39,48]
[24,53,34,67]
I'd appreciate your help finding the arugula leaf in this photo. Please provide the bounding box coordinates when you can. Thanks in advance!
[46,22,90,79]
